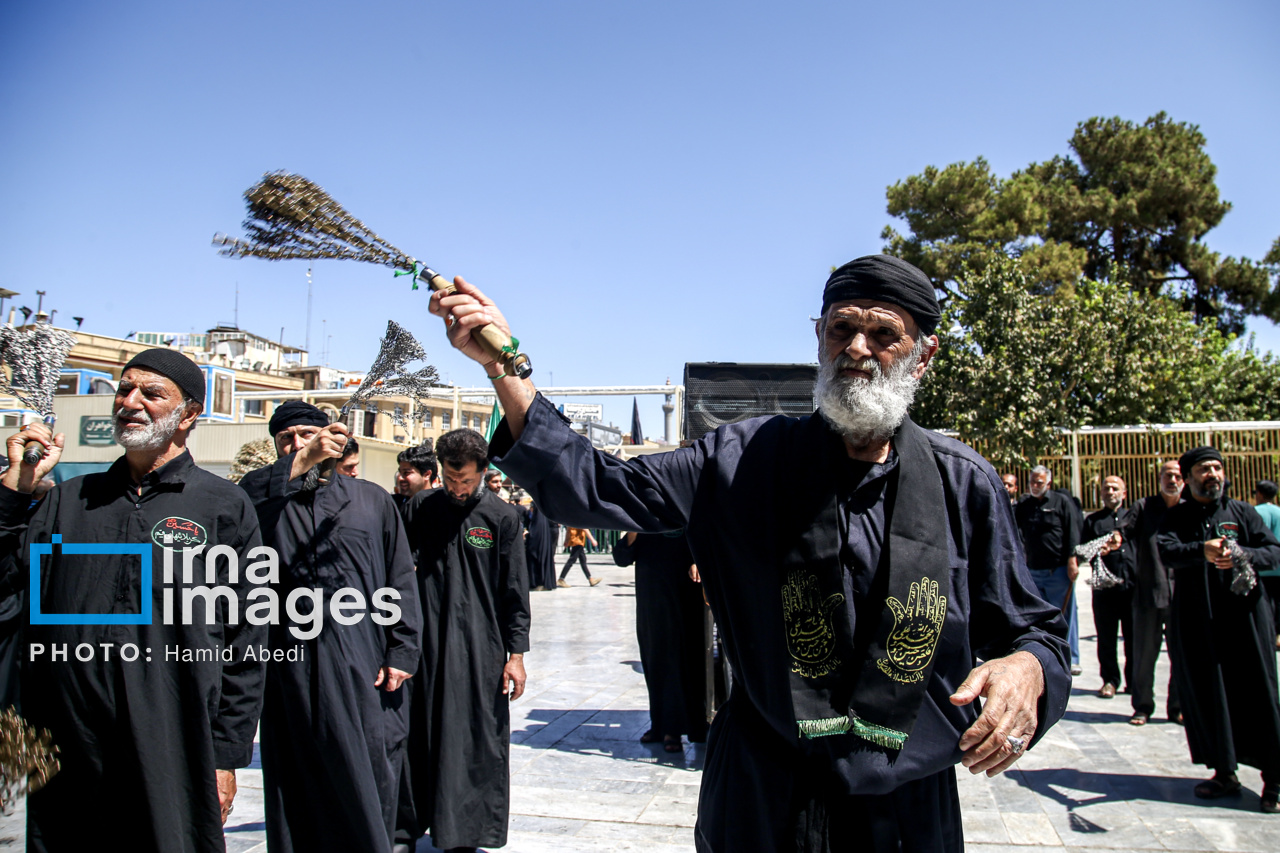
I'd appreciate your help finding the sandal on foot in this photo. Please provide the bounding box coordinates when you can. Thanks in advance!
[639,729,660,744]
[663,736,682,753]
[1262,786,1279,814]
[1194,776,1241,799]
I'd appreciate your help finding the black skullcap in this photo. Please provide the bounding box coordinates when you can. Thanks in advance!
[1179,446,1223,479]
[268,400,330,436]
[822,255,942,335]
[122,348,206,405]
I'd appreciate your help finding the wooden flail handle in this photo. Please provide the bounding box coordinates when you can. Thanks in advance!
[312,410,351,489]
[418,268,533,379]
[22,414,57,466]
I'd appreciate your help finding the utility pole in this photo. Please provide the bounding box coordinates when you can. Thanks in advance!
[305,266,313,353]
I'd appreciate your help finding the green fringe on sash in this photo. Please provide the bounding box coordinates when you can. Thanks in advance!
[796,712,908,749]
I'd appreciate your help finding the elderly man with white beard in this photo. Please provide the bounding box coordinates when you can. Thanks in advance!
[0,348,267,853]
[425,254,1070,853]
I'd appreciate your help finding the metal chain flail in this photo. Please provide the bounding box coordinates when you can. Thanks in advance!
[0,325,78,417]
[212,172,418,272]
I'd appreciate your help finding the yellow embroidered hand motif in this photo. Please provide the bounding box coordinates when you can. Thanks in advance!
[782,572,845,678]
[878,577,946,683]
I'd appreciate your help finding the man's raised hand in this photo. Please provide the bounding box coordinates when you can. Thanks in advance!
[429,276,514,374]
[2,423,64,493]
[289,422,349,481]
[429,275,538,439]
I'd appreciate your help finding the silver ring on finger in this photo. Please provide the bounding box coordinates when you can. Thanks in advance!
[1006,735,1026,755]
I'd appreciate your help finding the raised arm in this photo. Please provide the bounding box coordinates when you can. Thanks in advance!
[428,275,706,533]
[429,277,538,440]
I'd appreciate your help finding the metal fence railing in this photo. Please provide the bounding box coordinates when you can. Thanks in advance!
[978,422,1280,512]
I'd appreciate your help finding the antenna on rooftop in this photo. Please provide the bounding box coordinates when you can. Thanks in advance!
[306,266,313,354]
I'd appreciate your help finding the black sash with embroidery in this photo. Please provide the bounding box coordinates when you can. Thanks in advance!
[777,413,950,750]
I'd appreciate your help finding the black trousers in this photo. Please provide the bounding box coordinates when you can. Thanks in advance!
[1093,586,1134,689]
[560,545,592,580]
[1131,601,1181,718]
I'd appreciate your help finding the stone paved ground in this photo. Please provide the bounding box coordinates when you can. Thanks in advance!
[4,553,1280,851]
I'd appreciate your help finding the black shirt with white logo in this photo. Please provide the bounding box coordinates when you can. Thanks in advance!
[0,450,265,853]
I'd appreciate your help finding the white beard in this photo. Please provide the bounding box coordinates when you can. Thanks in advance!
[114,404,185,452]
[815,339,925,445]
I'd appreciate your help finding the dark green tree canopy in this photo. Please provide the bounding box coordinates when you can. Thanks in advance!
[883,113,1280,333]
[911,258,1280,466]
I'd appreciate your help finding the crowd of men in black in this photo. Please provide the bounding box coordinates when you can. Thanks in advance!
[3,249,1280,853]
[0,349,531,853]
[1003,458,1280,812]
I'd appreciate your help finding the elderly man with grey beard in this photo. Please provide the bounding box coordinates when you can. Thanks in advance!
[0,348,267,853]
[425,253,1070,853]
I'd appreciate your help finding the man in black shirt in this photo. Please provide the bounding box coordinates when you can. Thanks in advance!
[400,429,530,851]
[1015,465,1082,675]
[1001,473,1019,505]
[0,348,266,853]
[239,401,421,853]
[1120,460,1184,726]
[393,442,438,512]
[1082,475,1135,698]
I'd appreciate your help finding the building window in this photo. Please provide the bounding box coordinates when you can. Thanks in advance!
[441,411,451,430]
[243,399,263,417]
[363,404,378,438]
[422,408,433,428]
[213,374,233,417]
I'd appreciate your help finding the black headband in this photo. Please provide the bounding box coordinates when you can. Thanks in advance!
[269,400,330,436]
[1179,446,1223,479]
[822,254,941,336]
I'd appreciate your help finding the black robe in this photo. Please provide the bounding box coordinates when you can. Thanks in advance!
[239,455,422,853]
[0,452,266,853]
[613,531,707,739]
[401,488,531,849]
[521,502,558,590]
[1157,490,1280,774]
[489,394,1070,853]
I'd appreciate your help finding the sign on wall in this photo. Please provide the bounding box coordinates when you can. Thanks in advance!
[79,415,115,446]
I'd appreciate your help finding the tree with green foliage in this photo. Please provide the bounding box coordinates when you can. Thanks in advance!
[912,258,1280,467]
[883,113,1280,333]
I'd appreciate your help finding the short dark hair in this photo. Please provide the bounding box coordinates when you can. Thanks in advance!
[341,436,360,458]
[1257,480,1279,501]
[397,441,437,478]
[436,429,489,471]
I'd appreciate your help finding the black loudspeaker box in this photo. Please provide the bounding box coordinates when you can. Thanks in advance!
[683,362,817,442]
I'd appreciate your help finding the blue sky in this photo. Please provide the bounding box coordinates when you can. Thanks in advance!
[2,1,1277,435]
